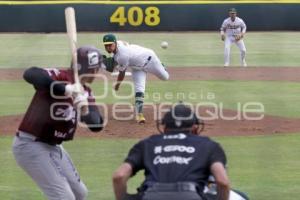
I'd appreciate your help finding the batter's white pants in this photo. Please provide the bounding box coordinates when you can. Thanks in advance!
[224,37,246,66]
[132,53,169,93]
[12,132,88,200]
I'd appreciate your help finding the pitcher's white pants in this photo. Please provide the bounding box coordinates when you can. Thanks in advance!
[132,53,169,93]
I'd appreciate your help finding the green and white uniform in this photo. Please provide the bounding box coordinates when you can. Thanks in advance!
[113,40,169,93]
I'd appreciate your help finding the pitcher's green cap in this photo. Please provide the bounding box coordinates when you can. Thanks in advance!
[103,34,117,45]
[229,8,237,13]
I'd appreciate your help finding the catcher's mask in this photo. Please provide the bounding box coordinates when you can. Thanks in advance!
[157,102,204,134]
[72,45,103,75]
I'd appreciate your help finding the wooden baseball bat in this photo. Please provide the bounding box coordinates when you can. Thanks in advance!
[65,7,79,85]
[65,7,89,115]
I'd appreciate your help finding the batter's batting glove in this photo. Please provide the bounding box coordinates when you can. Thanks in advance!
[73,93,89,116]
[65,83,84,97]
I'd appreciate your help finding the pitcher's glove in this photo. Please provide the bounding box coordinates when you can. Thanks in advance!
[103,56,117,72]
[234,34,243,41]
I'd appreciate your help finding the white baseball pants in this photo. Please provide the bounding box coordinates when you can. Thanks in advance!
[132,53,169,93]
[224,37,246,66]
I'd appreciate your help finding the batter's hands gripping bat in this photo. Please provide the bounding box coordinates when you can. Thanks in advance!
[65,7,89,115]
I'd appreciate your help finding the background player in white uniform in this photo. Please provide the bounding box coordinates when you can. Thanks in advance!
[220,8,247,67]
[102,34,169,124]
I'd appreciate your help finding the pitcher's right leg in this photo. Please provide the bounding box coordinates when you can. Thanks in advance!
[132,70,147,124]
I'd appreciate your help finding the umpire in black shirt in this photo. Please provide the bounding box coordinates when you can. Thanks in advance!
[113,103,230,200]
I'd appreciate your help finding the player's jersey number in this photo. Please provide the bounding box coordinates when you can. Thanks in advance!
[110,6,160,27]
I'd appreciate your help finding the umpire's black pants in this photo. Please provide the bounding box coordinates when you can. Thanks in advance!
[124,182,203,200]
[144,182,203,200]
[143,191,202,200]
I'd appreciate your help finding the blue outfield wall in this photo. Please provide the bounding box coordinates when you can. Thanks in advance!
[0,3,300,32]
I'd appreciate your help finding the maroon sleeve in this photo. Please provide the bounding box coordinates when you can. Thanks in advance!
[44,68,73,82]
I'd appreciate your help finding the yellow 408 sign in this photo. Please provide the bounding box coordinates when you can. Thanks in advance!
[110,6,160,27]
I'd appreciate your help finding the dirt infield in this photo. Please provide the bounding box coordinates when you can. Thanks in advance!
[1,67,300,138]
[1,106,300,138]
[2,67,300,82]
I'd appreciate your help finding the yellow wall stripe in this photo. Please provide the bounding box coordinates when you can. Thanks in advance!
[1,0,300,5]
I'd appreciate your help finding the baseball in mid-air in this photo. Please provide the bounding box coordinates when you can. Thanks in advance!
[161,41,168,49]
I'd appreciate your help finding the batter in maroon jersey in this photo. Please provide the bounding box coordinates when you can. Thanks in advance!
[13,46,104,200]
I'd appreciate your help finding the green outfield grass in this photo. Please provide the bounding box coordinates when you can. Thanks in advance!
[1,134,300,200]
[0,32,299,200]
[0,32,300,68]
[1,80,300,118]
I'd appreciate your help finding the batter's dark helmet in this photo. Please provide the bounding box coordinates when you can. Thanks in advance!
[76,45,103,75]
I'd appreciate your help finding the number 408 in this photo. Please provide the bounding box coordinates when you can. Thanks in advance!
[110,6,160,27]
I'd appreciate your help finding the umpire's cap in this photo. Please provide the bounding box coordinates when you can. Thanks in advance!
[162,103,200,129]
[103,34,117,45]
[77,45,103,75]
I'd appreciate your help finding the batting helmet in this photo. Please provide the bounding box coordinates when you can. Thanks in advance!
[76,45,103,75]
